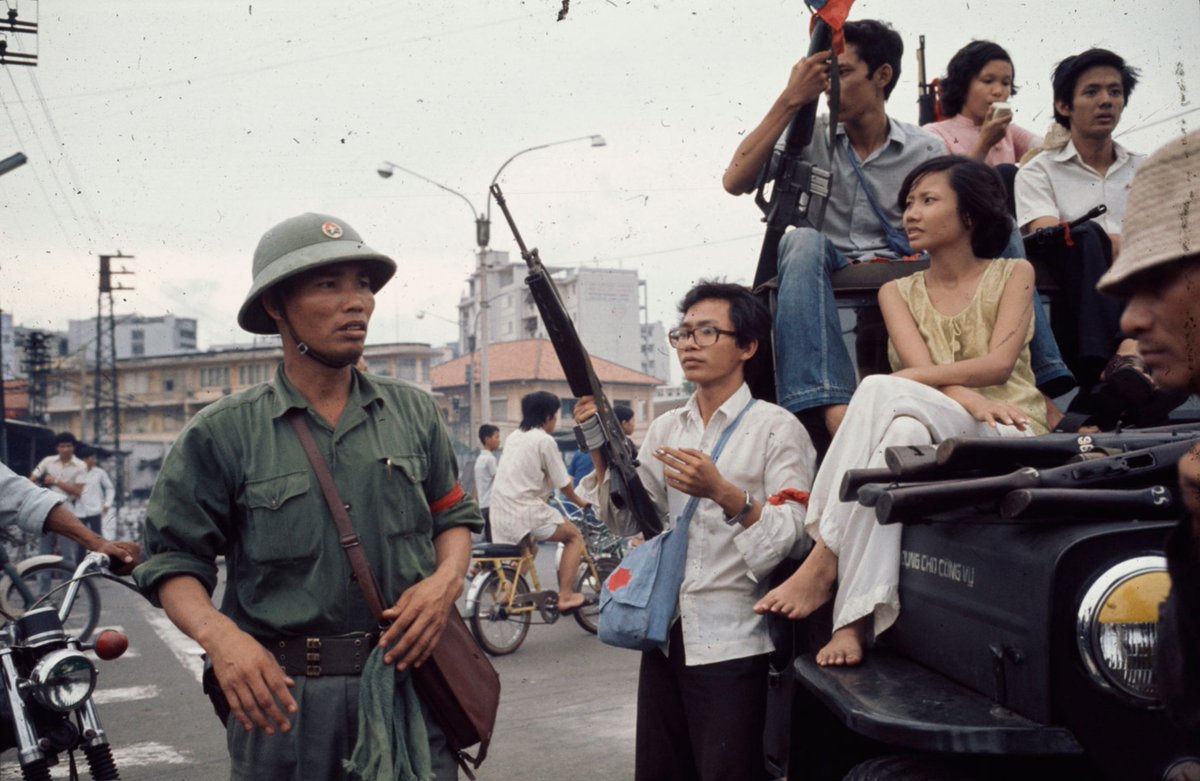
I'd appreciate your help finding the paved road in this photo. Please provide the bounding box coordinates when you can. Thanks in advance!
[1,545,638,780]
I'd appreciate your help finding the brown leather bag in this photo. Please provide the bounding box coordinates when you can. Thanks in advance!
[288,411,500,777]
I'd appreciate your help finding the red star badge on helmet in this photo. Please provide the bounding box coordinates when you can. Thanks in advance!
[321,221,344,239]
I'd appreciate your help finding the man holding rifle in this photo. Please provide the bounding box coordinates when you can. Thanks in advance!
[575,281,815,781]
[1094,129,1200,738]
[725,19,1073,443]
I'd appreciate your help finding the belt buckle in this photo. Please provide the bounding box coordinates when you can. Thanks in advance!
[306,637,321,677]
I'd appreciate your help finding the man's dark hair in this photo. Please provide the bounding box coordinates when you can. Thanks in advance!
[54,431,77,446]
[478,424,499,444]
[614,405,634,424]
[677,280,771,350]
[940,40,1017,117]
[1051,48,1140,129]
[843,20,904,100]
[76,445,95,459]
[519,391,561,431]
[898,155,1012,258]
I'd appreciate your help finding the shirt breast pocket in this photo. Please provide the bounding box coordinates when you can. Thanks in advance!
[243,471,319,563]
[381,454,431,535]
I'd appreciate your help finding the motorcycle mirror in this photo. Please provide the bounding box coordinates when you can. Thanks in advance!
[94,629,130,661]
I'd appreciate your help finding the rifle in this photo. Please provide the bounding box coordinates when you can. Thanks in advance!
[746,17,836,403]
[838,444,941,502]
[1022,203,1108,252]
[916,35,939,126]
[490,185,663,540]
[1000,485,1178,521]
[874,438,1195,525]
[933,424,1200,473]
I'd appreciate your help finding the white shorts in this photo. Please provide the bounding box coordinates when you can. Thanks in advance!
[530,522,560,542]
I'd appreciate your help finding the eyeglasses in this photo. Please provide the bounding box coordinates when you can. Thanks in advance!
[667,325,738,348]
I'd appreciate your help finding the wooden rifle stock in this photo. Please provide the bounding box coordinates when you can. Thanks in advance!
[875,439,1195,525]
[1000,485,1178,521]
[490,185,663,539]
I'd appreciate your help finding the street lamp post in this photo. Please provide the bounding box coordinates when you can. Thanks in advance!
[378,134,605,432]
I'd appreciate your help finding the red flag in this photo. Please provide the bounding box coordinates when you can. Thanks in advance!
[808,0,854,54]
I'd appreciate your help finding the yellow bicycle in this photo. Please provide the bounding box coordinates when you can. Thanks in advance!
[464,498,623,655]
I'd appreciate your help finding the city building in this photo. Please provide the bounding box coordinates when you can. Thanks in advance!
[1,312,13,380]
[68,313,198,360]
[457,252,670,383]
[430,338,662,450]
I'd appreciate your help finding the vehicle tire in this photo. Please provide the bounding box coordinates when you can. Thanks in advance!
[843,754,966,781]
[574,556,617,635]
[469,569,531,656]
[7,563,101,642]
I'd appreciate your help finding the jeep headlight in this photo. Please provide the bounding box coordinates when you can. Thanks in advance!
[1076,555,1169,705]
[29,649,97,712]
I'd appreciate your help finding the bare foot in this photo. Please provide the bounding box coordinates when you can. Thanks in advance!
[754,539,837,619]
[816,618,868,667]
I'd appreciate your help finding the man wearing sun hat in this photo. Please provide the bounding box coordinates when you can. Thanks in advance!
[1096,130,1200,741]
[135,213,481,780]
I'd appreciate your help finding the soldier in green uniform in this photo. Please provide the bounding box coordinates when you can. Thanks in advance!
[135,213,482,780]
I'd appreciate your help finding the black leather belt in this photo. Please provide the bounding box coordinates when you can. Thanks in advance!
[265,632,380,677]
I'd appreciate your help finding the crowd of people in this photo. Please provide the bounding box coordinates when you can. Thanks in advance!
[3,14,1187,781]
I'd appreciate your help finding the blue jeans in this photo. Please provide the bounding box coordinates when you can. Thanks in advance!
[773,227,1075,414]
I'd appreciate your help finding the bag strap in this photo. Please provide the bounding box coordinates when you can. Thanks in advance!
[676,398,758,528]
[844,143,914,257]
[286,409,389,622]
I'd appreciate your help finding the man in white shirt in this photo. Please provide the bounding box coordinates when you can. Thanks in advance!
[575,281,815,781]
[72,446,116,564]
[473,424,500,541]
[1015,48,1144,247]
[29,431,87,559]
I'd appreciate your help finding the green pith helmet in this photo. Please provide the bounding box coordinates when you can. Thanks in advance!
[237,213,397,335]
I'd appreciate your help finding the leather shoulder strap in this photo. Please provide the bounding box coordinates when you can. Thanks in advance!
[286,409,389,622]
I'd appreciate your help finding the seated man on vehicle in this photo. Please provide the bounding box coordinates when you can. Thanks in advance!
[575,280,815,781]
[488,391,592,614]
[1015,48,1182,426]
[724,19,1072,444]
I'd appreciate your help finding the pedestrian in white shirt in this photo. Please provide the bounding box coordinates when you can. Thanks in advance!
[575,281,816,781]
[72,446,116,563]
[28,431,87,560]
[473,424,501,541]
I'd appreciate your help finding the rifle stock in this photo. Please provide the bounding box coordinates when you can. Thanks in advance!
[935,426,1200,473]
[490,185,663,539]
[1000,485,1178,521]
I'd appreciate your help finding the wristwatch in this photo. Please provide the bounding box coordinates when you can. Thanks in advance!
[724,489,754,526]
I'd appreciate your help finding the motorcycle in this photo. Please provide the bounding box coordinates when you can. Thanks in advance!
[0,552,132,780]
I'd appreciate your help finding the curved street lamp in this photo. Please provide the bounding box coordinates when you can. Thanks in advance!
[377,134,606,436]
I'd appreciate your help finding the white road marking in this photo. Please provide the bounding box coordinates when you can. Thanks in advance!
[0,741,192,776]
[91,684,160,705]
[135,599,205,683]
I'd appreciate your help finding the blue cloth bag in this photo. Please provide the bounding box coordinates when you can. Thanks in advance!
[598,400,756,652]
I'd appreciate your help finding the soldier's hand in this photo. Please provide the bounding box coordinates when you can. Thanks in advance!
[207,626,297,735]
[379,570,461,672]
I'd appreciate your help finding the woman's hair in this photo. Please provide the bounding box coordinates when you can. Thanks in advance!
[677,280,771,349]
[940,40,1016,118]
[519,391,561,431]
[897,155,1012,258]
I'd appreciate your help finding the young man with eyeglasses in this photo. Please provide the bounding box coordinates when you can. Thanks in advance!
[574,280,815,781]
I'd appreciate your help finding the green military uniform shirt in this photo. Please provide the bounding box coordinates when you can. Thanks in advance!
[135,366,482,640]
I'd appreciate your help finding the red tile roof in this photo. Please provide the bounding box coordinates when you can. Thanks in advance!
[430,339,662,390]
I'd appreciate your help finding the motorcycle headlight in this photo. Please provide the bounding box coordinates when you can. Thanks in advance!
[1076,555,1169,705]
[28,649,97,712]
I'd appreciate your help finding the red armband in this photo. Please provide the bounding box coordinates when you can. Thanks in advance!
[767,488,811,507]
[428,484,465,514]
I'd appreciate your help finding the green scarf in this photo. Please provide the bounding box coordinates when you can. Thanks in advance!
[344,646,433,781]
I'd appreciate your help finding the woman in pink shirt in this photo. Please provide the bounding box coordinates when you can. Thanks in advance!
[925,41,1040,165]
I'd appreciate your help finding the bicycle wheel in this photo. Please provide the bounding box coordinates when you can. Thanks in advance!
[574,556,618,635]
[470,570,531,656]
[7,563,101,642]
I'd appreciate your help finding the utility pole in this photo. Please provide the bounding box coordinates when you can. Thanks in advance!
[95,253,133,512]
[23,331,49,423]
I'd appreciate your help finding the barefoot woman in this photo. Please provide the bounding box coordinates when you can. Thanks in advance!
[755,155,1048,666]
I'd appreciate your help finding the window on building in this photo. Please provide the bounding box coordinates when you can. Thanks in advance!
[164,378,175,392]
[200,366,230,388]
[238,363,270,386]
[490,397,507,421]
[396,358,417,381]
[498,267,514,287]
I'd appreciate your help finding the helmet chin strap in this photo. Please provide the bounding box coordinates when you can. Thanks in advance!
[278,308,358,369]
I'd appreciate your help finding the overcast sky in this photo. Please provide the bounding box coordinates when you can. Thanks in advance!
[2,0,1197,371]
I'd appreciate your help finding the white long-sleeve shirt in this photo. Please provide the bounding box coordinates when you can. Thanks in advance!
[76,466,116,518]
[581,383,816,665]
